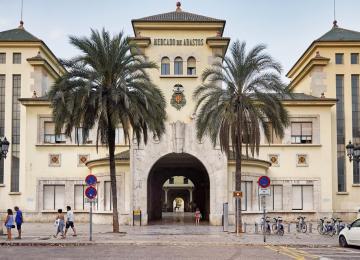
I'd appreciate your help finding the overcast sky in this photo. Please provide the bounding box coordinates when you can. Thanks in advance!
[1,0,360,81]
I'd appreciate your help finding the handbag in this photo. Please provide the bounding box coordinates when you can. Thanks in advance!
[11,225,15,228]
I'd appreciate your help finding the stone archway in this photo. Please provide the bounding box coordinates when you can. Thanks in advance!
[147,153,210,223]
[131,121,228,225]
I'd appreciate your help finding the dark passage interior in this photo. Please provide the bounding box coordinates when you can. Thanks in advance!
[147,153,210,223]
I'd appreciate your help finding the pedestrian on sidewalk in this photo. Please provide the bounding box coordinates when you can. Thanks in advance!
[195,208,201,226]
[14,206,23,239]
[53,209,65,239]
[4,209,15,241]
[64,206,77,237]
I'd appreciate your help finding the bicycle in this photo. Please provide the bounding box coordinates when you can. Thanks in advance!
[260,216,271,235]
[317,217,326,235]
[272,216,284,236]
[296,216,307,233]
[321,218,336,236]
[334,218,345,235]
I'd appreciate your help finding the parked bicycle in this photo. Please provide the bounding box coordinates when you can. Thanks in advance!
[317,217,326,235]
[272,216,284,236]
[334,217,345,234]
[318,217,336,236]
[296,216,307,233]
[260,216,271,235]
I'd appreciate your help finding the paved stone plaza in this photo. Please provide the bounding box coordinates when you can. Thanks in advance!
[0,222,339,246]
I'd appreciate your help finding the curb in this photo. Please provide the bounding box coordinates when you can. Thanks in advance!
[0,241,338,248]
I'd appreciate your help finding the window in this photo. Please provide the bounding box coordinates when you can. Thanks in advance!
[187,57,196,75]
[169,177,174,184]
[265,122,282,144]
[75,127,92,144]
[260,185,283,211]
[74,185,86,210]
[241,181,252,211]
[11,75,21,192]
[43,185,65,210]
[184,177,188,184]
[0,53,5,64]
[115,127,125,144]
[351,53,359,64]
[174,57,183,75]
[161,57,170,75]
[44,121,66,143]
[336,74,346,191]
[335,53,344,64]
[104,181,112,211]
[352,74,360,184]
[0,75,4,184]
[291,122,312,144]
[292,185,313,210]
[13,53,21,64]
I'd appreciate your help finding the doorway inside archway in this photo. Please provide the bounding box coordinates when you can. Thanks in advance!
[147,153,210,224]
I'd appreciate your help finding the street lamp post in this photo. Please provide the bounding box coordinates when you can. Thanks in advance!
[0,137,10,159]
[345,140,360,162]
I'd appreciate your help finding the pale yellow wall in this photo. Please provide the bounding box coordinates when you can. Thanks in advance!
[139,30,221,123]
[0,44,60,210]
[290,43,360,214]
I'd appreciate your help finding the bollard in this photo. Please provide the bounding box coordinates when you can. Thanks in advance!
[255,223,258,233]
[309,223,312,233]
[288,223,291,233]
[244,223,247,233]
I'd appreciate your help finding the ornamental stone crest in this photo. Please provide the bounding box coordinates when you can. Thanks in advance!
[171,84,186,110]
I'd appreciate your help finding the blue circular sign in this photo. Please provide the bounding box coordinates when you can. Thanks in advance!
[258,176,270,188]
[85,174,97,186]
[85,186,97,199]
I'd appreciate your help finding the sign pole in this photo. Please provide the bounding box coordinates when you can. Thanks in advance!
[262,196,266,243]
[90,200,93,241]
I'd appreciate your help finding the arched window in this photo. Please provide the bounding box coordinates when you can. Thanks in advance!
[187,57,196,75]
[161,57,170,75]
[174,57,183,75]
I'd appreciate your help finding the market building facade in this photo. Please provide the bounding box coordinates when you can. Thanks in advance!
[0,3,359,225]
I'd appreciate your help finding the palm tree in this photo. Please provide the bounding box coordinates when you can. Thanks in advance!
[49,29,166,232]
[193,40,289,233]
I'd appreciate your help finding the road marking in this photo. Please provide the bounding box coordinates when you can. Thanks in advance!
[265,245,319,259]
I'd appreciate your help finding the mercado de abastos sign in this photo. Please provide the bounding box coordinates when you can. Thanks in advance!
[153,38,204,46]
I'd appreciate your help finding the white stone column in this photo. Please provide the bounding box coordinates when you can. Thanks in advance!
[189,188,193,202]
[164,188,168,204]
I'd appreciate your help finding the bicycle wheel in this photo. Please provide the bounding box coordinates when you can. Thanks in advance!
[301,223,307,233]
[279,228,284,236]
[317,224,324,235]
[329,227,336,237]
[272,223,277,231]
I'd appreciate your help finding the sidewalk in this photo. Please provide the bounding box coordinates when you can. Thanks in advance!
[0,223,338,247]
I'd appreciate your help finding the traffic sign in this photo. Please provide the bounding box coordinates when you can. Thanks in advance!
[258,176,271,188]
[85,174,97,186]
[233,191,243,198]
[259,188,271,196]
[85,186,97,199]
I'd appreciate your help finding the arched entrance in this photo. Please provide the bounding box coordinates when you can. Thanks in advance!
[147,153,210,224]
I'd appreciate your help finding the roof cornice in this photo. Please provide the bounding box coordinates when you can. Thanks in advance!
[287,40,360,78]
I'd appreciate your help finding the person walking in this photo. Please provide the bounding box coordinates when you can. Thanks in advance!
[53,209,65,239]
[64,206,77,237]
[4,209,15,240]
[14,206,23,239]
[195,208,201,226]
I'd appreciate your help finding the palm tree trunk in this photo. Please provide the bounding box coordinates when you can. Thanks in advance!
[108,126,120,232]
[235,105,243,233]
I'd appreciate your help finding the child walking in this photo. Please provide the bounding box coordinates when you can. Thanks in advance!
[54,209,65,239]
[195,208,201,226]
[4,209,15,240]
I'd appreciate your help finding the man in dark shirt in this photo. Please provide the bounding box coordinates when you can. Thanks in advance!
[14,206,23,239]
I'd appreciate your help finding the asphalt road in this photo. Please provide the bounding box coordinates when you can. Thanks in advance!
[0,245,359,259]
